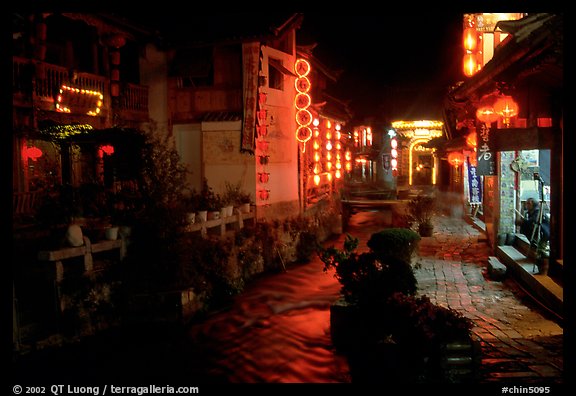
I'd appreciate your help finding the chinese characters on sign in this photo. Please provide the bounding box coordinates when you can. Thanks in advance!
[467,157,482,204]
[241,43,260,153]
[476,122,496,175]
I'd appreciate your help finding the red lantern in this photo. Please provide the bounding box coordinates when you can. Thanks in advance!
[465,131,477,148]
[257,125,268,137]
[25,146,43,161]
[463,27,477,51]
[447,151,465,167]
[258,172,270,183]
[463,53,478,77]
[100,144,115,156]
[259,189,270,200]
[107,34,126,49]
[475,94,500,124]
[494,96,519,124]
[476,106,499,124]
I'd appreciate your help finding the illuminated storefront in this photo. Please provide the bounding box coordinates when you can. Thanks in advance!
[391,120,443,187]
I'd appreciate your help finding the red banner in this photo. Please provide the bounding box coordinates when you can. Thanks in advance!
[241,43,260,153]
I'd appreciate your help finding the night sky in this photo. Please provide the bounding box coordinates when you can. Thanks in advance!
[297,12,465,122]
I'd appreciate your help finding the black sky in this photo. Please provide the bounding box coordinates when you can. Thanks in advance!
[297,12,464,122]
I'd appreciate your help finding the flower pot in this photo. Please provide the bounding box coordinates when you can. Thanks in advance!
[105,226,119,241]
[186,212,196,225]
[240,203,251,213]
[226,205,234,217]
[65,224,84,247]
[197,210,208,222]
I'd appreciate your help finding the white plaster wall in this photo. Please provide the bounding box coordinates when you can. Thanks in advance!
[202,121,256,198]
[259,45,299,207]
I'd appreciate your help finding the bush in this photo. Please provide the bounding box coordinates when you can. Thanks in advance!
[382,293,473,354]
[319,234,418,307]
[367,228,420,264]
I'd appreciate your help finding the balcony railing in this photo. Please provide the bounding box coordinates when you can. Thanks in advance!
[13,57,148,120]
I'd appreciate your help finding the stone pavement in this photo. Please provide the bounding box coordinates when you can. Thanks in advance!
[412,212,564,384]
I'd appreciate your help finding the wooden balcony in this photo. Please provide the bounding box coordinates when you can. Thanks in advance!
[13,56,148,124]
[169,80,242,122]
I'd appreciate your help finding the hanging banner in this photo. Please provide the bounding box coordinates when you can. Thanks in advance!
[467,157,482,204]
[241,42,260,153]
[476,122,496,175]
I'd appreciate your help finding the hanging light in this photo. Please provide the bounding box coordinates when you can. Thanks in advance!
[463,53,477,77]
[465,131,477,148]
[100,144,115,155]
[447,151,465,167]
[463,27,478,51]
[476,106,499,124]
[494,95,519,126]
[25,146,43,161]
[475,94,500,124]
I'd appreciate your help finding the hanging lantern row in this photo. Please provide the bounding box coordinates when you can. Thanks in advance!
[294,58,313,152]
[462,18,481,78]
[390,137,398,174]
[334,123,342,179]
[256,60,270,204]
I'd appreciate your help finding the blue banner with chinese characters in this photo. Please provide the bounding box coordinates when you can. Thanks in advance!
[467,157,482,204]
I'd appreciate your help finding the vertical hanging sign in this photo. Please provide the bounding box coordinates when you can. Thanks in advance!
[467,157,482,204]
[241,43,260,153]
[476,122,496,175]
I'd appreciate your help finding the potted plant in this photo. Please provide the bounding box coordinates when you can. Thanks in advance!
[535,239,550,275]
[406,193,437,237]
[223,181,252,214]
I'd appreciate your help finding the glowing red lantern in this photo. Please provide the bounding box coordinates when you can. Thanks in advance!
[476,106,499,124]
[107,33,126,49]
[465,131,477,148]
[447,151,465,167]
[100,144,115,155]
[494,96,519,125]
[257,125,268,137]
[463,27,477,51]
[258,172,270,183]
[25,146,43,161]
[259,189,270,200]
[463,53,478,77]
[257,140,269,152]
